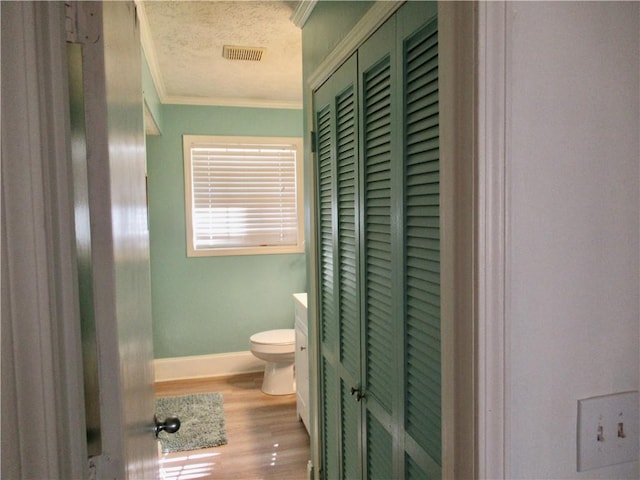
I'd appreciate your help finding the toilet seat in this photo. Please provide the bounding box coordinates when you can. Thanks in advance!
[250,329,295,346]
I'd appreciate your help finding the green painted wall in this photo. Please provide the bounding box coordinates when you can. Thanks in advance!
[301,1,373,79]
[146,104,306,359]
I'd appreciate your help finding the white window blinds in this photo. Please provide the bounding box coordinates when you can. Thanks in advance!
[183,135,303,256]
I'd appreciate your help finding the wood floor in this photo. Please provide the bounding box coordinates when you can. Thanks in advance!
[155,373,310,480]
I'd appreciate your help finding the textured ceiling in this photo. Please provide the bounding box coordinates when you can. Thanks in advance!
[140,1,303,108]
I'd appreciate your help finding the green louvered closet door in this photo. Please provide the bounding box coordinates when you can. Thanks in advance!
[398,3,442,477]
[313,2,440,478]
[357,15,397,480]
[314,53,362,480]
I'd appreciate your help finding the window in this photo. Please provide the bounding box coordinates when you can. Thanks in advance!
[183,135,304,257]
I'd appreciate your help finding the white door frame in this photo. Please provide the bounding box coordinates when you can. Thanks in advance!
[2,2,159,478]
[476,2,509,479]
[1,2,88,478]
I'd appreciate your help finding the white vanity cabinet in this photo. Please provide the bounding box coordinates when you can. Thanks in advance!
[293,293,309,434]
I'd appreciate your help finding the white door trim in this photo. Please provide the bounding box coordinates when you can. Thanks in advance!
[476,2,509,478]
[1,2,88,478]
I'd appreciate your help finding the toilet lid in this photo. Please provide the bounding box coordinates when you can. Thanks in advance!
[250,329,295,345]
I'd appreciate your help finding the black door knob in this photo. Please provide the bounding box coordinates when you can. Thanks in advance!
[154,414,181,437]
[350,386,365,402]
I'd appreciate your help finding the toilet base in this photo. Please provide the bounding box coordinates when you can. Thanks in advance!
[261,361,296,395]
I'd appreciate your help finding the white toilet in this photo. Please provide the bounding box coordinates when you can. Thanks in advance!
[249,329,296,395]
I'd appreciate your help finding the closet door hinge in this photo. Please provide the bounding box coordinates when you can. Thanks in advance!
[310,131,317,153]
[65,2,100,44]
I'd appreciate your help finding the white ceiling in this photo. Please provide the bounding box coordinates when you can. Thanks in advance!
[138,1,305,109]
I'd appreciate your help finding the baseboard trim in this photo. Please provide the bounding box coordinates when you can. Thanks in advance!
[154,351,264,382]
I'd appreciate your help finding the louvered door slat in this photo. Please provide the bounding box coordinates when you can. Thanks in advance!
[337,85,360,380]
[406,89,438,115]
[403,16,441,468]
[407,53,437,85]
[317,106,337,348]
[367,412,393,479]
[407,28,437,61]
[322,358,339,480]
[316,97,341,478]
[406,453,429,480]
[363,53,393,414]
[407,138,439,157]
[342,380,360,479]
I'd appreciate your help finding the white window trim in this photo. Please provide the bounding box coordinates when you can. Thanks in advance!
[183,135,304,257]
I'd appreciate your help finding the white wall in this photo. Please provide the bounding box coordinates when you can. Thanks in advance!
[506,2,639,478]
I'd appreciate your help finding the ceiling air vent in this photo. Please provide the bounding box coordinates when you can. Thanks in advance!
[222,45,266,62]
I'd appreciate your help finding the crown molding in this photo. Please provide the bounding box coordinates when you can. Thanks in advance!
[162,95,302,110]
[135,0,168,101]
[291,0,318,28]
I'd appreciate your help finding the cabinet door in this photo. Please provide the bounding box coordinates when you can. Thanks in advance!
[314,53,362,480]
[295,325,309,432]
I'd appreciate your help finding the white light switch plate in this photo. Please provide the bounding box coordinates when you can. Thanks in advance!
[577,391,639,472]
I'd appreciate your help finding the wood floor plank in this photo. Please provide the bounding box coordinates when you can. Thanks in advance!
[155,373,310,479]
